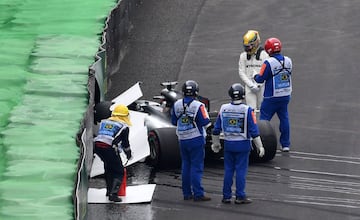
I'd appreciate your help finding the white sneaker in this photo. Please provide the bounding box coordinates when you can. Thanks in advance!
[281,147,290,152]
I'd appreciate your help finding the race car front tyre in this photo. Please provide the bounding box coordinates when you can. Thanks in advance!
[94,101,112,124]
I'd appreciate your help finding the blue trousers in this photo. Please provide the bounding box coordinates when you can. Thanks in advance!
[223,150,250,199]
[179,141,205,198]
[260,96,291,147]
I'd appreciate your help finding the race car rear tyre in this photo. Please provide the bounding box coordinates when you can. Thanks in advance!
[145,127,181,169]
[250,120,277,163]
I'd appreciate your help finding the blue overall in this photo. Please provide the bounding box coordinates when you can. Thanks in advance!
[213,102,260,200]
[254,53,292,148]
[94,119,129,192]
[171,96,211,199]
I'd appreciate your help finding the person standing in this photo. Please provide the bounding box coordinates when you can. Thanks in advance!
[171,80,212,202]
[94,104,133,202]
[253,37,293,152]
[211,83,265,204]
[238,30,269,112]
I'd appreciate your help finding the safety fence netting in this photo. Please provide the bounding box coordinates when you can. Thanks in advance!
[0,0,118,219]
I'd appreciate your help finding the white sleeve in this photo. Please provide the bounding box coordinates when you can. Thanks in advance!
[238,53,255,88]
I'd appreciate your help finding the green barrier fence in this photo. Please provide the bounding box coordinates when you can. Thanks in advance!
[0,0,118,219]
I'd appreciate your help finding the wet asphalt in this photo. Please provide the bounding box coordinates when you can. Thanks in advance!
[88,0,360,219]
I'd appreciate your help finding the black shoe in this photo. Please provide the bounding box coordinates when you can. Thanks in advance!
[109,194,122,202]
[184,195,194,201]
[221,198,231,204]
[108,178,122,202]
[194,195,211,202]
[234,197,252,204]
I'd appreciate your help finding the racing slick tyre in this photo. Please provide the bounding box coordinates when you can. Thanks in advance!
[146,127,181,169]
[249,120,277,163]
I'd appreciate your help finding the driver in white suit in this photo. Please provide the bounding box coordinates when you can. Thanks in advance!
[238,30,269,112]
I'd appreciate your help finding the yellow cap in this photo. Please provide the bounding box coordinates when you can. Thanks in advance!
[112,104,129,116]
[109,104,132,126]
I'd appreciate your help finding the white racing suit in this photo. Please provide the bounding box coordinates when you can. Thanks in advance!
[238,47,269,111]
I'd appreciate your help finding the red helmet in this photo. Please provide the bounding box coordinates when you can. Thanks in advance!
[264,37,282,55]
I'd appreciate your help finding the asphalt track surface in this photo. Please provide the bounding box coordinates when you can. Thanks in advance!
[88,0,360,219]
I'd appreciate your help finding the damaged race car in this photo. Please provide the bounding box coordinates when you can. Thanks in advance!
[94,81,278,169]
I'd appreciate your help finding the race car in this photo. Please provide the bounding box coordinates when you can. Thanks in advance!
[94,81,277,169]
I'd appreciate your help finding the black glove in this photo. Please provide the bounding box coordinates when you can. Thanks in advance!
[123,147,132,160]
